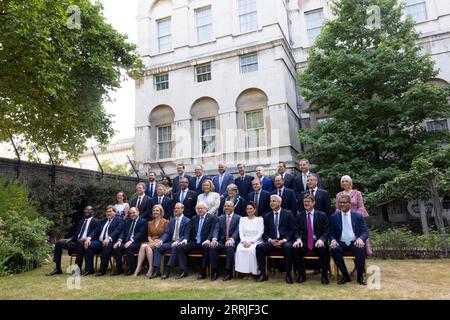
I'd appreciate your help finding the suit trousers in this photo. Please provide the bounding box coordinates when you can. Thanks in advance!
[86,240,114,273]
[292,243,329,278]
[155,242,177,268]
[53,239,82,271]
[256,241,293,275]
[209,242,236,272]
[176,242,210,271]
[331,241,366,277]
[113,242,141,273]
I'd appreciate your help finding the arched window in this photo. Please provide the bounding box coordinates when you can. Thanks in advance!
[190,97,220,155]
[149,105,175,160]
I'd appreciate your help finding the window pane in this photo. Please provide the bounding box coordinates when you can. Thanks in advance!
[238,0,256,15]
[201,119,216,154]
[155,74,169,91]
[196,7,213,43]
[404,0,427,22]
[158,18,171,52]
[240,54,258,73]
[196,64,211,82]
[426,119,449,132]
[238,0,257,32]
[305,9,324,45]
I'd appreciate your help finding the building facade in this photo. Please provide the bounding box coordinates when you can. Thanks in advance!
[134,0,450,176]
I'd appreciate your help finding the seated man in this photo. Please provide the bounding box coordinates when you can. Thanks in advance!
[46,206,100,276]
[174,202,217,280]
[256,195,295,284]
[329,195,369,285]
[157,202,191,279]
[292,194,330,285]
[85,205,124,276]
[112,207,147,275]
[209,201,241,281]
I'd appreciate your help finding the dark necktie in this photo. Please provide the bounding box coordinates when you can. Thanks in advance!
[226,215,231,241]
[254,192,260,208]
[274,213,280,239]
[78,219,87,239]
[137,196,142,208]
[127,220,136,241]
[310,189,315,196]
[149,184,154,197]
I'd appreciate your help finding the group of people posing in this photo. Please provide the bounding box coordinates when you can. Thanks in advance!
[46,160,370,285]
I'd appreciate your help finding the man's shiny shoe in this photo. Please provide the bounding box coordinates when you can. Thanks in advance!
[112,270,123,276]
[177,271,188,279]
[82,271,94,276]
[223,273,232,281]
[285,274,293,284]
[210,272,219,281]
[357,276,367,285]
[295,275,306,284]
[321,276,330,285]
[161,272,170,280]
[95,272,105,277]
[46,269,63,276]
[197,273,206,280]
[338,275,351,285]
[257,274,268,282]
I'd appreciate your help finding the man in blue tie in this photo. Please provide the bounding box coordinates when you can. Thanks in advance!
[173,177,198,219]
[329,195,369,285]
[173,202,217,280]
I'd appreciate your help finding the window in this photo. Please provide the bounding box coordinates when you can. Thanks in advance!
[196,63,211,82]
[238,0,257,33]
[154,73,169,91]
[245,110,265,148]
[201,118,216,154]
[404,0,427,22]
[426,119,449,132]
[196,6,213,43]
[240,53,258,73]
[157,18,171,53]
[157,126,172,159]
[305,9,324,45]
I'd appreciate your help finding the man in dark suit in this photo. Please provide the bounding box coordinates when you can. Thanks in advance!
[272,176,298,215]
[299,174,332,216]
[172,163,192,195]
[145,171,159,198]
[84,206,124,276]
[209,201,241,281]
[159,203,191,279]
[152,185,174,219]
[248,178,271,217]
[293,159,321,195]
[255,166,274,192]
[174,202,217,280]
[130,182,153,220]
[46,206,100,276]
[276,161,295,189]
[256,195,295,284]
[212,163,235,197]
[112,207,147,275]
[293,194,330,285]
[189,164,210,194]
[173,177,198,219]
[234,163,254,200]
[329,195,369,285]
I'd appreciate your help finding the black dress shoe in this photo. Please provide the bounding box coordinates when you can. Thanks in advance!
[112,270,123,276]
[223,273,232,281]
[257,274,268,282]
[177,271,188,279]
[197,273,206,280]
[95,272,105,277]
[82,271,94,276]
[210,272,219,281]
[285,274,293,284]
[295,274,306,284]
[321,276,330,285]
[161,272,170,280]
[357,276,367,285]
[313,268,321,275]
[149,271,161,279]
[124,271,133,276]
[46,269,63,276]
[338,275,351,285]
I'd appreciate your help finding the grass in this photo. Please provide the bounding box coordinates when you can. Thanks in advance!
[0,257,449,300]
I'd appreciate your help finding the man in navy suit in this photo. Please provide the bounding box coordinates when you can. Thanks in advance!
[255,166,274,192]
[152,185,174,219]
[145,171,159,198]
[46,206,100,276]
[189,165,210,194]
[173,177,198,219]
[293,194,330,285]
[130,182,152,221]
[172,163,192,195]
[212,163,235,197]
[248,179,271,217]
[112,207,147,275]
[209,201,241,281]
[159,203,191,279]
[299,174,332,216]
[276,161,295,189]
[329,195,369,285]
[272,176,298,215]
[293,159,321,195]
[85,206,124,276]
[234,163,254,200]
[174,202,217,280]
[256,195,295,284]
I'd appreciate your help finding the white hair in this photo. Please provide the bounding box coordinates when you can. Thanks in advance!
[195,201,208,209]
[341,175,353,185]
[270,194,282,204]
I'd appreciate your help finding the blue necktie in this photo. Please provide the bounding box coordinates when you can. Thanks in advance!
[149,184,154,197]
[342,213,352,246]
[274,213,279,239]
[180,190,185,203]
[197,217,204,244]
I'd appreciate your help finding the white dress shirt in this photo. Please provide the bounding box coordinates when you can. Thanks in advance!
[340,210,356,242]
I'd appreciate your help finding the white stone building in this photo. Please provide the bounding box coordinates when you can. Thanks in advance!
[134,0,450,176]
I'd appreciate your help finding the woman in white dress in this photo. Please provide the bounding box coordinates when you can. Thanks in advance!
[114,191,129,219]
[197,179,221,216]
[235,202,264,277]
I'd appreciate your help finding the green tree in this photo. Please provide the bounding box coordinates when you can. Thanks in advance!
[99,159,133,176]
[298,0,450,195]
[0,0,143,162]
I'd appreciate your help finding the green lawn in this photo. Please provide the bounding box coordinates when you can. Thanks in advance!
[1,257,449,299]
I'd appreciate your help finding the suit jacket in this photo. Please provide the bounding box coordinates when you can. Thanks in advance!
[151,195,174,220]
[277,173,295,189]
[160,215,191,243]
[130,194,153,220]
[97,217,124,242]
[188,214,217,243]
[293,172,322,194]
[260,176,274,193]
[272,187,298,214]
[248,190,271,217]
[118,217,147,243]
[299,188,332,216]
[189,175,211,194]
[147,218,170,240]
[213,213,241,243]
[218,196,247,217]
[234,175,254,200]
[262,209,295,242]
[69,217,101,242]
[172,174,192,194]
[173,189,198,219]
[329,211,369,243]
[295,210,328,244]
[212,173,235,196]
[145,182,160,198]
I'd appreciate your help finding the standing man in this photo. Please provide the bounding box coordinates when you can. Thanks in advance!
[299,174,332,216]
[255,166,274,193]
[276,161,295,189]
[234,163,254,201]
[189,165,210,194]
[212,163,235,197]
[248,179,271,217]
[172,163,192,195]
[173,177,198,219]
[46,206,100,276]
[145,171,159,198]
[293,159,321,195]
[152,185,174,220]
[130,182,153,220]
[329,195,368,285]
[272,176,298,215]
